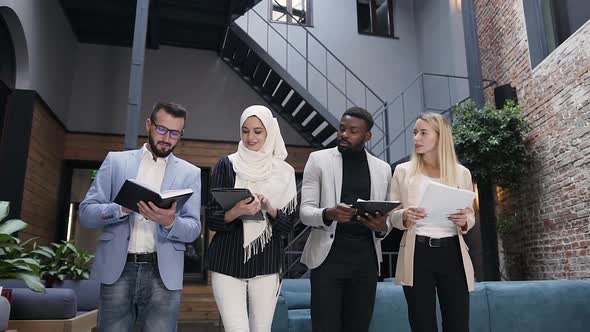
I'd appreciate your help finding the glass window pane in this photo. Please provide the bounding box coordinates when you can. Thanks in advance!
[272,0,288,22]
[357,0,372,33]
[373,0,392,36]
[357,0,394,36]
[292,0,306,24]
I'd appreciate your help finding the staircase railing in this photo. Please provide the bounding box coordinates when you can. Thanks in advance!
[237,0,390,159]
[370,73,496,163]
[235,3,497,278]
[281,73,496,278]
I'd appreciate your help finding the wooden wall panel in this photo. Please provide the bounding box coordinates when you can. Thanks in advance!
[64,133,315,172]
[20,99,66,245]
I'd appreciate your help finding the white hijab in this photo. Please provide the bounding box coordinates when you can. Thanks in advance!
[228,105,297,262]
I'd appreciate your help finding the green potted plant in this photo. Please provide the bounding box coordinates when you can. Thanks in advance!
[0,201,45,292]
[453,99,531,280]
[0,201,45,329]
[34,241,93,286]
[33,240,99,311]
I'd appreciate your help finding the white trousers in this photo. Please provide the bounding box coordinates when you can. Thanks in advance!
[211,272,280,332]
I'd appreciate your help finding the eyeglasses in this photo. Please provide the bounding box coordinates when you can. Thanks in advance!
[151,122,183,139]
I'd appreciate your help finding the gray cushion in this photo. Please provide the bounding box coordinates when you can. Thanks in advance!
[10,288,77,320]
[53,279,100,311]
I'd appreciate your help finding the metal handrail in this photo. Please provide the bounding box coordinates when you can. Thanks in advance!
[244,7,385,115]
[236,1,392,158]
[285,224,310,249]
[370,73,497,160]
[371,72,496,117]
[270,0,386,105]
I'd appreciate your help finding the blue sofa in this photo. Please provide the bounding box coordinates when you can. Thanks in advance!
[271,278,590,332]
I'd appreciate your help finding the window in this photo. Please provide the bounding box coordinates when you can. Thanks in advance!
[524,0,590,67]
[270,0,312,25]
[357,0,395,37]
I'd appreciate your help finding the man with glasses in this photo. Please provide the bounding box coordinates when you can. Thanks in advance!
[80,102,201,332]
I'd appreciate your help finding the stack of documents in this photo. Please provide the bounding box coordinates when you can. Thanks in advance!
[418,181,475,224]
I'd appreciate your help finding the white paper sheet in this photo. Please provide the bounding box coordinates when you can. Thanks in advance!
[418,180,476,223]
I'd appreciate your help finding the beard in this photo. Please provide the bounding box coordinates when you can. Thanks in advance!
[148,134,175,158]
[337,138,365,155]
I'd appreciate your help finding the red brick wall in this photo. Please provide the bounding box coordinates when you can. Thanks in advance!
[475,0,590,279]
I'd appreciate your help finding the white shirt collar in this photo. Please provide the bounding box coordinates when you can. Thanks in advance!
[141,143,169,163]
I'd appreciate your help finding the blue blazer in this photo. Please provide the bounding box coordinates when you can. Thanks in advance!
[79,149,202,290]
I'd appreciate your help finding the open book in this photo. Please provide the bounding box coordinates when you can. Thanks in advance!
[114,179,193,213]
[418,180,475,223]
[353,199,401,217]
[210,188,264,220]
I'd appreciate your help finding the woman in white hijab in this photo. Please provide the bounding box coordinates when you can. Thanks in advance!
[206,105,297,332]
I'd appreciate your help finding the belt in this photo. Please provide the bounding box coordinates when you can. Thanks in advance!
[416,235,458,248]
[127,252,157,264]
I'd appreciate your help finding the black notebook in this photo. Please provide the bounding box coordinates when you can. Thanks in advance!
[210,188,264,220]
[353,199,401,217]
[114,179,193,213]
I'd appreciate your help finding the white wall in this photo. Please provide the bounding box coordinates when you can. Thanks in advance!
[388,0,469,161]
[0,0,77,122]
[67,44,309,145]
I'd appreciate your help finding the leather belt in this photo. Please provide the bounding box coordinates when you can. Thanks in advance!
[127,252,157,264]
[416,235,458,248]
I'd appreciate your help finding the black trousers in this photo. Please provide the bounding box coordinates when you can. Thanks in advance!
[403,236,469,332]
[310,235,378,332]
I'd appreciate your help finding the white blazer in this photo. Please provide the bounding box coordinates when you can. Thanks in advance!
[299,147,393,272]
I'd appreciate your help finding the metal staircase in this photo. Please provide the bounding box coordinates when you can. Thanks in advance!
[223,1,496,278]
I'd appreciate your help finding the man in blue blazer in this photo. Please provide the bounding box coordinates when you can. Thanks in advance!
[80,102,201,332]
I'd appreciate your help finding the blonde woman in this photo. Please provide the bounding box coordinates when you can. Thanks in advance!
[206,105,296,332]
[390,112,475,332]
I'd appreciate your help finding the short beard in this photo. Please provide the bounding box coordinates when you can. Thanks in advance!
[148,134,175,158]
[337,140,365,155]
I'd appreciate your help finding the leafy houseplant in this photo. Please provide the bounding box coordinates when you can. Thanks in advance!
[30,240,99,312]
[452,99,531,280]
[33,241,94,285]
[453,99,530,189]
[0,201,45,292]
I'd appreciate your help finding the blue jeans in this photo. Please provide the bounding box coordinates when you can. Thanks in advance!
[97,261,181,332]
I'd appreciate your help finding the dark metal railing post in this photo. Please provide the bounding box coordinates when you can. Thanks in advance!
[383,102,390,163]
[305,32,309,89]
[401,92,407,156]
[325,49,329,108]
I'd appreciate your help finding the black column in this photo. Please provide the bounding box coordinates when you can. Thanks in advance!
[0,80,10,142]
[0,89,35,220]
[479,178,500,280]
[461,0,485,107]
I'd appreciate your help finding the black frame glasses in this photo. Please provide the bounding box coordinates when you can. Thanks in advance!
[151,122,184,139]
